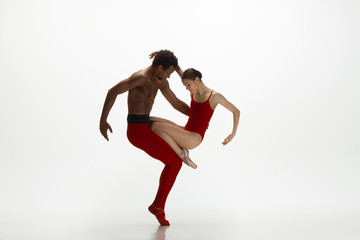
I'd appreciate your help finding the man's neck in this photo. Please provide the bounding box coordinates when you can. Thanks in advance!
[146,66,162,82]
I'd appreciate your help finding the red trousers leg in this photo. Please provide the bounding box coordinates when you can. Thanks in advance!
[127,123,182,210]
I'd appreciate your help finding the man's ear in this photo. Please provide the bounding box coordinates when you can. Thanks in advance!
[195,77,200,83]
[157,65,163,72]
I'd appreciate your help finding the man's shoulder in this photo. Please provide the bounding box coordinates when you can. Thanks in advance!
[129,69,148,83]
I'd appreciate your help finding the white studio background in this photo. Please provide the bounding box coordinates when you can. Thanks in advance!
[1,0,360,238]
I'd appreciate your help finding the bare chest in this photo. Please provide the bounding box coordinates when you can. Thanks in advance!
[128,82,159,105]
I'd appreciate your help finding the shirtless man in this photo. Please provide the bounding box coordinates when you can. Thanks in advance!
[99,50,189,226]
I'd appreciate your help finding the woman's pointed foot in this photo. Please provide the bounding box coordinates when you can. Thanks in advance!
[148,205,170,226]
[183,149,197,169]
[179,149,190,166]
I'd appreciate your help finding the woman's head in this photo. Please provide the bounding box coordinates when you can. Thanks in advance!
[182,68,202,81]
[181,68,202,93]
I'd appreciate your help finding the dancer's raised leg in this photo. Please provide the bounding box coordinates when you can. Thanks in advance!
[151,121,201,169]
[150,117,202,149]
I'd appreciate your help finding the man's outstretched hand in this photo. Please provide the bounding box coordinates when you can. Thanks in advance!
[100,121,113,141]
[149,51,159,59]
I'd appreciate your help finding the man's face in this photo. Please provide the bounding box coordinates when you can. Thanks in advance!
[158,66,175,79]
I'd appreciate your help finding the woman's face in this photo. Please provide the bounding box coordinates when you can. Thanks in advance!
[182,78,198,94]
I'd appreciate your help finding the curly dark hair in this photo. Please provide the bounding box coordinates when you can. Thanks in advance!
[152,50,178,70]
[181,68,202,81]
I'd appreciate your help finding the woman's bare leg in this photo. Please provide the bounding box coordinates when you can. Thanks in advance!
[150,116,186,160]
[150,116,180,126]
[151,121,202,169]
[153,130,197,169]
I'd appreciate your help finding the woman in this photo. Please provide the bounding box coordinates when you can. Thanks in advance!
[150,66,240,169]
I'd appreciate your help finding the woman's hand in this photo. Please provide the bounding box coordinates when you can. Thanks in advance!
[222,132,235,145]
[149,51,159,59]
[214,93,240,146]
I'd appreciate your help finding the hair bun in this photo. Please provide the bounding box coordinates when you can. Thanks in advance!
[197,70,202,79]
[182,68,202,81]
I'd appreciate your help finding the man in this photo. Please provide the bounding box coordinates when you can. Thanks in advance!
[99,50,189,226]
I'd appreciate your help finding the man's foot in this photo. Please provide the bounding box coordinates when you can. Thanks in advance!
[148,205,170,226]
[183,149,197,169]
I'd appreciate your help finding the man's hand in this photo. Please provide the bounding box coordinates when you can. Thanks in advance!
[149,51,159,59]
[100,121,113,141]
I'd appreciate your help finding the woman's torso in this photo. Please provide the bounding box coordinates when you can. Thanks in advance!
[184,90,215,139]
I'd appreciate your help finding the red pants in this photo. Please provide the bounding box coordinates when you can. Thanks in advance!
[127,123,182,210]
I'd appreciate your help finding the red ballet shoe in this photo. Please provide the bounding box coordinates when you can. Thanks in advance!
[148,205,170,226]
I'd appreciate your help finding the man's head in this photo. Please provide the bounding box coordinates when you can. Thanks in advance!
[152,50,178,79]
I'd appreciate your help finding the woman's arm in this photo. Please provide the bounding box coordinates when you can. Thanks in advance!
[212,93,240,145]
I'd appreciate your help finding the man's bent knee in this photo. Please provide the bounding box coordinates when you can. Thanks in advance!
[168,158,182,169]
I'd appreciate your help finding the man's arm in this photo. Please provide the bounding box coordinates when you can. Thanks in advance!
[160,79,190,116]
[99,75,145,140]
[175,66,183,78]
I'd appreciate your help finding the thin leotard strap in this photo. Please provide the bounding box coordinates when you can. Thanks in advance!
[207,90,214,100]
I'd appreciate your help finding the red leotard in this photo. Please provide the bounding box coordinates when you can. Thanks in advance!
[185,90,215,139]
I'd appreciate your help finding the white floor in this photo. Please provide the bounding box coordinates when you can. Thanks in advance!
[1,207,359,240]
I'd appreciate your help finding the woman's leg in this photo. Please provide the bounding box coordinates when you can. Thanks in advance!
[151,122,202,150]
[151,128,197,169]
[151,122,202,169]
[150,116,180,125]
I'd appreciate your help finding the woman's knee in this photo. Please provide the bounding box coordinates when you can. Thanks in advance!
[151,122,160,132]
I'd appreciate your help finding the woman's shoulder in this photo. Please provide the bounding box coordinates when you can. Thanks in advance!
[209,90,223,101]
[208,90,223,109]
